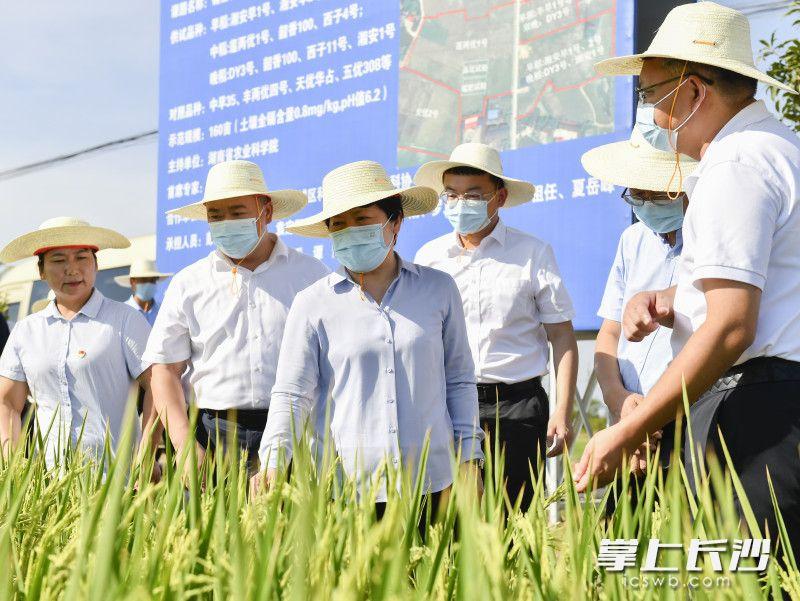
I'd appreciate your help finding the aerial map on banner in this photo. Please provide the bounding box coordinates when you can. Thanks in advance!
[157,0,635,330]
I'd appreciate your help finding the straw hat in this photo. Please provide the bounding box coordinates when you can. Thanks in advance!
[168,160,308,221]
[0,217,130,264]
[286,161,439,238]
[113,258,174,288]
[581,128,698,192]
[595,2,796,94]
[31,290,56,314]
[413,143,535,207]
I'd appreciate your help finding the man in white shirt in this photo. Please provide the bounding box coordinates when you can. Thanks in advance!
[415,143,578,510]
[582,128,697,477]
[114,259,173,328]
[574,2,800,554]
[145,160,329,474]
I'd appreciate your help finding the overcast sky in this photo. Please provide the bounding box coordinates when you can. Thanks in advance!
[0,1,159,245]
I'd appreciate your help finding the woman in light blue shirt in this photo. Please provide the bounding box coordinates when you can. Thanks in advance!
[256,161,484,509]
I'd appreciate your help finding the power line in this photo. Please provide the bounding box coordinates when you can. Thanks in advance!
[0,130,158,181]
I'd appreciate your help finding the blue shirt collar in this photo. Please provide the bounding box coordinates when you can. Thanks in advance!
[45,288,104,321]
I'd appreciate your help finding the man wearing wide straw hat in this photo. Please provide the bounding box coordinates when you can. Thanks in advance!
[256,160,484,513]
[114,258,174,327]
[0,218,159,474]
[574,2,800,553]
[414,142,578,511]
[582,128,697,480]
[144,160,329,474]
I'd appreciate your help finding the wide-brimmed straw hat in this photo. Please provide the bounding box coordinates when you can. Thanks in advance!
[286,161,439,238]
[113,258,174,288]
[167,160,308,221]
[413,142,535,207]
[581,128,698,192]
[595,1,796,94]
[0,217,130,264]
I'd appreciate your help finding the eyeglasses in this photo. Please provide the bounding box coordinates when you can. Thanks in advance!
[439,190,497,205]
[621,188,677,207]
[635,73,714,103]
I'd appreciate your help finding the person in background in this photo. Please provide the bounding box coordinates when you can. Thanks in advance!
[574,2,800,555]
[414,143,578,511]
[144,160,329,475]
[0,218,159,476]
[582,127,697,478]
[255,160,484,517]
[114,259,173,327]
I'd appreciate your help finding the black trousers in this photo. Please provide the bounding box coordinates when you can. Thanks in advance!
[375,489,445,540]
[478,377,549,511]
[686,357,800,560]
[194,408,269,472]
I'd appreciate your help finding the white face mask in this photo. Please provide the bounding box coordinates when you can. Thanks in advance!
[636,78,706,153]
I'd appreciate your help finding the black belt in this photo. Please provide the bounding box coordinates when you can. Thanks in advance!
[199,408,269,429]
[706,356,800,394]
[477,377,542,403]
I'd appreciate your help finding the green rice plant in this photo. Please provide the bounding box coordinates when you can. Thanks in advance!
[0,396,797,600]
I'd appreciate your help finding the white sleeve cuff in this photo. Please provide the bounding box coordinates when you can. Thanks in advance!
[692,265,766,290]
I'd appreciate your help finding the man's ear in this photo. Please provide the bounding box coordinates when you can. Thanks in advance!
[497,187,509,209]
[261,195,274,225]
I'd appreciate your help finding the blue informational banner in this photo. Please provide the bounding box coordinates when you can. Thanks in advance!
[157,0,635,331]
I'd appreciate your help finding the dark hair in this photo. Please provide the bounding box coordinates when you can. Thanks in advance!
[324,194,404,228]
[37,249,98,276]
[442,165,505,189]
[662,59,757,101]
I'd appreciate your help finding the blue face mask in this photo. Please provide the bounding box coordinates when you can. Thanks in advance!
[331,218,393,274]
[636,78,704,153]
[208,213,264,260]
[134,282,156,302]
[632,201,684,234]
[443,199,496,234]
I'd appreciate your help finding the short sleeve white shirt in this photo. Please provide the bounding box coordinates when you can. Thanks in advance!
[143,237,330,410]
[598,222,681,394]
[414,220,575,384]
[672,101,800,363]
[0,290,151,466]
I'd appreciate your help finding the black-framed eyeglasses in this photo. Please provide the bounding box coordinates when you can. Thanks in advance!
[635,73,714,103]
[621,188,676,207]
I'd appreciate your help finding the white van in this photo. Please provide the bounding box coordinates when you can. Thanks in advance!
[0,234,156,329]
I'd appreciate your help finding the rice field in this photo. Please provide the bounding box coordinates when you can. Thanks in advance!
[1,407,798,600]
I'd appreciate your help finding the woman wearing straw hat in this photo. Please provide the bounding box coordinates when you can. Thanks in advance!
[256,160,484,509]
[582,128,697,482]
[574,1,800,554]
[114,258,174,327]
[413,142,578,512]
[144,160,329,475]
[0,218,159,475]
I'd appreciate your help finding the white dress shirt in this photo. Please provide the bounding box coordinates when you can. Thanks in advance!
[598,222,681,395]
[0,290,151,467]
[672,100,800,363]
[143,237,330,410]
[259,256,484,501]
[414,219,575,384]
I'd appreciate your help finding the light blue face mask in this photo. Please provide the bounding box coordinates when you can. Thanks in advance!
[443,198,497,234]
[636,78,704,153]
[331,218,393,274]
[134,282,156,302]
[632,201,684,234]
[208,211,265,260]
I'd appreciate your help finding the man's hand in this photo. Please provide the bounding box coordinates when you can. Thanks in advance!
[546,410,573,457]
[622,289,675,342]
[249,468,278,496]
[573,423,637,493]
